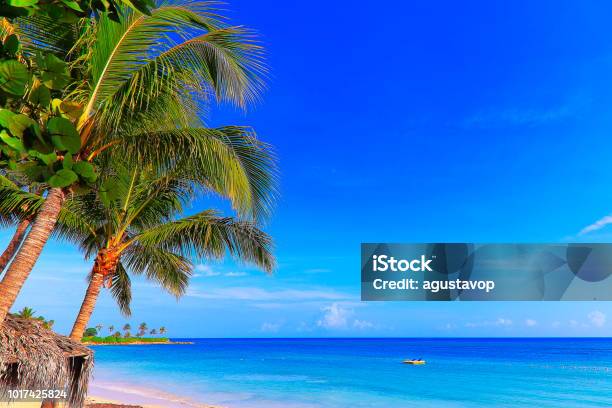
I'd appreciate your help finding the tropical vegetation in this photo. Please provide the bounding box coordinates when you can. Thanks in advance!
[82,336,169,344]
[63,162,273,341]
[10,305,54,328]
[0,0,276,333]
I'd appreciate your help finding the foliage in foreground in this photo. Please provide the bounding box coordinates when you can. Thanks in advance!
[0,0,154,21]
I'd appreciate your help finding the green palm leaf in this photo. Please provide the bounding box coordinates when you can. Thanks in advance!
[133,209,275,272]
[122,244,192,297]
[79,1,242,124]
[117,126,277,221]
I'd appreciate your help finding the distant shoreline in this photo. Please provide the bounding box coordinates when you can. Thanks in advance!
[85,341,194,346]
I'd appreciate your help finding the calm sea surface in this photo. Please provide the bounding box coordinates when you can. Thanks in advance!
[90,338,612,407]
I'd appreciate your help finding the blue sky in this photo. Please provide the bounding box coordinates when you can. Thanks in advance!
[5,0,612,337]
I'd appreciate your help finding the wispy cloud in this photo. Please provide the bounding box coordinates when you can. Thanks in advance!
[465,317,513,328]
[260,322,282,333]
[578,214,612,236]
[353,319,374,330]
[463,103,577,128]
[194,265,249,278]
[525,319,538,327]
[225,272,248,277]
[194,265,220,277]
[187,287,354,302]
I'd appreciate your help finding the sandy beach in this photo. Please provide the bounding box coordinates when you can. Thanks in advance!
[0,394,220,408]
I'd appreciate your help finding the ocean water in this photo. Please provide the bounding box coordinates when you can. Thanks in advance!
[90,338,612,408]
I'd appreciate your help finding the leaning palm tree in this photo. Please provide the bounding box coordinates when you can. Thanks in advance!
[0,1,273,324]
[0,174,42,274]
[66,164,274,341]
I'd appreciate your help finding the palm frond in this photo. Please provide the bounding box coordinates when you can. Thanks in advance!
[115,126,277,221]
[92,24,265,132]
[0,181,42,220]
[109,261,132,317]
[12,14,79,56]
[79,1,228,123]
[122,244,192,297]
[133,210,275,272]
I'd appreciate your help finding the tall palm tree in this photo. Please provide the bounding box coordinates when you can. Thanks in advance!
[108,324,115,333]
[0,1,273,324]
[159,326,166,335]
[66,164,274,341]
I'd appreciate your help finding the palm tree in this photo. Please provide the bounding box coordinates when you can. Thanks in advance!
[0,218,30,273]
[123,323,131,336]
[16,306,35,319]
[159,326,166,335]
[0,174,43,275]
[150,328,157,335]
[108,325,115,333]
[0,1,272,324]
[137,322,148,337]
[67,164,274,341]
[96,324,103,332]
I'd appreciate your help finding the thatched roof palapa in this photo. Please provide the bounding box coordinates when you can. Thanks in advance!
[0,315,93,407]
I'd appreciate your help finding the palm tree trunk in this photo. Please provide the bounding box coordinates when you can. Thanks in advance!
[70,248,119,342]
[0,218,30,273]
[69,269,104,342]
[0,188,65,325]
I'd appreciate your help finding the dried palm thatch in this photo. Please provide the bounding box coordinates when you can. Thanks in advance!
[0,315,93,407]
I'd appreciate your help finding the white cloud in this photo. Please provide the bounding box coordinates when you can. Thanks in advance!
[440,323,457,331]
[578,215,612,236]
[315,303,376,331]
[224,272,248,277]
[588,310,606,327]
[317,303,352,329]
[353,320,374,330]
[496,318,512,327]
[466,317,513,328]
[525,319,537,327]
[260,322,282,333]
[194,265,221,277]
[187,286,354,302]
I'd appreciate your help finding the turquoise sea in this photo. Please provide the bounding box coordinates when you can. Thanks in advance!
[90,338,612,407]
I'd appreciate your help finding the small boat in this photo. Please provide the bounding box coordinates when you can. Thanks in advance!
[403,359,426,365]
